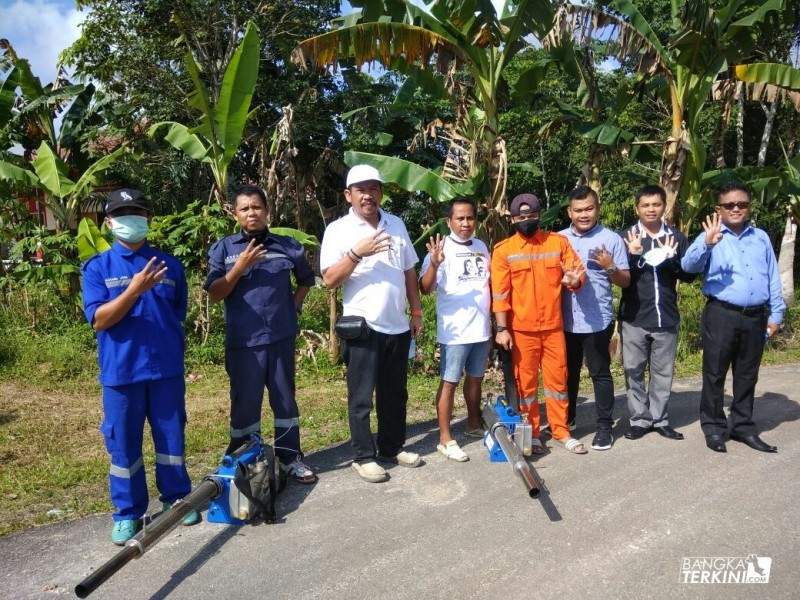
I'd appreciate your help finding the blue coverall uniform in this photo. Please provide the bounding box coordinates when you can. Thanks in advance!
[205,230,315,463]
[82,241,192,522]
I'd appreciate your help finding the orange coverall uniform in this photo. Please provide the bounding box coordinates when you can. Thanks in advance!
[491,230,584,441]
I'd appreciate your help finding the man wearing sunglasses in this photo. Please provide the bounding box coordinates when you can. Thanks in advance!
[682,182,785,453]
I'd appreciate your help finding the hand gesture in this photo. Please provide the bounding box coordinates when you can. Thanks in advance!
[425,233,445,268]
[561,261,585,288]
[129,257,168,295]
[352,228,392,258]
[702,213,723,246]
[654,233,677,258]
[588,244,614,270]
[233,238,267,275]
[625,228,644,255]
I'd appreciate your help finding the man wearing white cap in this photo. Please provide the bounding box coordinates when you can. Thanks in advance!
[320,165,425,482]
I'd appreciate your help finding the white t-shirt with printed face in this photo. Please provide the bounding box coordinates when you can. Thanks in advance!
[421,236,491,345]
[320,209,418,335]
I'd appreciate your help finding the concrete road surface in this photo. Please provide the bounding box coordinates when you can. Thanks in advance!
[1,364,798,600]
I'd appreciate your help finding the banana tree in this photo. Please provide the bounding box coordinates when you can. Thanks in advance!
[549,0,788,227]
[291,0,557,242]
[0,140,130,231]
[149,21,260,206]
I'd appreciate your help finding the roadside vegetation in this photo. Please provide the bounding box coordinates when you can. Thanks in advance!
[1,279,799,537]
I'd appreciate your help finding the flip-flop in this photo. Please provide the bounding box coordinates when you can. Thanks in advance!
[556,437,588,455]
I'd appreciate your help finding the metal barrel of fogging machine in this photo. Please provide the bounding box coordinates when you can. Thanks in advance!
[481,395,541,499]
[74,437,261,598]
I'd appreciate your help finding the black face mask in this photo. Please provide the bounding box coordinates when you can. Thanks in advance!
[514,219,540,237]
[242,227,269,245]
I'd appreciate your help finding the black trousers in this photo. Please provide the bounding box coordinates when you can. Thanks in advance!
[565,322,616,427]
[343,329,411,461]
[700,301,767,437]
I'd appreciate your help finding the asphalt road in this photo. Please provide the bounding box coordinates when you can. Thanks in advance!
[1,364,798,600]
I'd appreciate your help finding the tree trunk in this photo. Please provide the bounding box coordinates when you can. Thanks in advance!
[779,213,796,308]
[757,101,778,168]
[736,86,745,167]
[660,84,685,227]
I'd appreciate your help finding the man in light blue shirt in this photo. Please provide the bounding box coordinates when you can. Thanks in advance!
[682,182,784,454]
[561,186,630,451]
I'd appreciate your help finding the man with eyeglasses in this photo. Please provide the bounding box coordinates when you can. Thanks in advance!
[682,182,785,453]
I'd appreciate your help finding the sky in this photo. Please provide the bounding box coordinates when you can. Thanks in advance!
[0,0,85,81]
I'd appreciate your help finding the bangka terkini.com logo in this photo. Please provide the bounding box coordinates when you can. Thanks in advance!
[680,555,771,583]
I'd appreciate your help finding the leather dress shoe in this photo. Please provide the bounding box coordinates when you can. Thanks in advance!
[624,426,649,440]
[730,434,777,453]
[653,425,684,440]
[705,434,727,453]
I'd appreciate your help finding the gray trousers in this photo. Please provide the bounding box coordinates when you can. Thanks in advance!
[620,321,678,428]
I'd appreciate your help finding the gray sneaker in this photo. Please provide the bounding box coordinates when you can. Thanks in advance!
[351,461,388,483]
[591,428,613,451]
[376,450,422,468]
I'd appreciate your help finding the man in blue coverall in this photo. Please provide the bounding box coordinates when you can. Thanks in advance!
[205,184,316,483]
[82,188,198,545]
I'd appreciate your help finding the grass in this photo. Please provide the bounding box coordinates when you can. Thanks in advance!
[2,280,799,536]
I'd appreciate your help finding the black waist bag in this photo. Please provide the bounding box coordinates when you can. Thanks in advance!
[335,315,370,341]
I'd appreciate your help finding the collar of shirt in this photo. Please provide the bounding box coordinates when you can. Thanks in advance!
[636,221,669,238]
[567,222,602,238]
[514,229,545,244]
[720,221,754,238]
[346,207,388,229]
[112,240,153,257]
[233,228,282,246]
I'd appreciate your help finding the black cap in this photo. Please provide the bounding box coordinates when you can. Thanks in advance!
[509,193,541,216]
[105,189,150,214]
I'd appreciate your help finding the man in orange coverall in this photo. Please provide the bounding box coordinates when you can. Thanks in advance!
[491,193,587,455]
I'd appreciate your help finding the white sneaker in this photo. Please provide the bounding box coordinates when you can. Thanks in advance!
[376,450,422,468]
[280,457,317,483]
[351,461,388,483]
[437,440,469,462]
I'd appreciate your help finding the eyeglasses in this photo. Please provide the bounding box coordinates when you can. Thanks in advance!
[718,201,750,211]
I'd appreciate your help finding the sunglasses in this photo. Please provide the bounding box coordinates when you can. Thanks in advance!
[718,201,750,211]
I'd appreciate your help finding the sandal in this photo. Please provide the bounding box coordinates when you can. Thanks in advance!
[437,440,469,462]
[556,437,588,455]
[531,438,544,455]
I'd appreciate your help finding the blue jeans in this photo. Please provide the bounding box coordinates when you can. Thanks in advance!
[440,340,491,383]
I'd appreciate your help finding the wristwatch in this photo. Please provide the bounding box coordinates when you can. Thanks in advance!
[496,326,508,332]
[605,265,618,275]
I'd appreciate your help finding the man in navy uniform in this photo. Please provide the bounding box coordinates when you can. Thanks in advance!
[206,184,316,483]
[82,188,198,545]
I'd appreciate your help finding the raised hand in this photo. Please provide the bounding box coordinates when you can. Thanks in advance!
[425,233,446,268]
[588,244,614,270]
[702,213,723,246]
[232,238,267,274]
[561,261,585,288]
[654,233,678,258]
[625,228,644,255]
[352,228,392,258]
[129,257,168,295]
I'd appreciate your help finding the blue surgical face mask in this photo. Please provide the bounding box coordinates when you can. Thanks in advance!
[109,215,149,243]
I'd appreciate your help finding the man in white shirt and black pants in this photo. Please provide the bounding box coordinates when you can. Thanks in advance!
[320,165,424,482]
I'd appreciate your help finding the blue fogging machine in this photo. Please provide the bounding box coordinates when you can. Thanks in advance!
[75,435,281,598]
[481,392,542,499]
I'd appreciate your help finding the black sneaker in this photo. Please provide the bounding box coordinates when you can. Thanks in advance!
[591,428,613,451]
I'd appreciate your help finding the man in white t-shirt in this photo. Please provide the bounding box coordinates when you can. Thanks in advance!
[420,198,491,462]
[319,165,425,483]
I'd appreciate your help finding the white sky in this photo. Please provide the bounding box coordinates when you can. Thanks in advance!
[0,0,85,81]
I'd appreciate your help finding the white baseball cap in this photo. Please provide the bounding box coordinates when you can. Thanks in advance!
[346,164,383,188]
